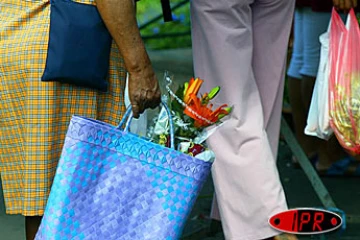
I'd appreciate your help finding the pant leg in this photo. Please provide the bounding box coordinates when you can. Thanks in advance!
[252,0,296,157]
[300,8,332,78]
[191,1,289,239]
[288,8,305,79]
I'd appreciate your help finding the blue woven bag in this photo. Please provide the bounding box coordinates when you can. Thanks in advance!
[35,103,212,240]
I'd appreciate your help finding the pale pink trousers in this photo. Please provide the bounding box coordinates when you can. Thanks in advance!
[191,0,295,239]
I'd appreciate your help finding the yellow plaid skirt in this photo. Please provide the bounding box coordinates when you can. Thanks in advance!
[0,0,126,216]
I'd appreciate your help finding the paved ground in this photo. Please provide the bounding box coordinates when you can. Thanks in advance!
[0,48,359,240]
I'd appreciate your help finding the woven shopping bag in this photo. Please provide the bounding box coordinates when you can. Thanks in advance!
[35,103,212,240]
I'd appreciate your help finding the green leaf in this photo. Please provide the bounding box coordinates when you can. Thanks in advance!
[208,86,220,100]
[170,85,185,113]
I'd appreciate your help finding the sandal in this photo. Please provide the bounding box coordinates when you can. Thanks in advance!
[314,157,360,177]
[292,154,360,177]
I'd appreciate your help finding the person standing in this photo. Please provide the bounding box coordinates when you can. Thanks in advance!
[191,0,357,239]
[288,0,360,176]
[191,0,296,239]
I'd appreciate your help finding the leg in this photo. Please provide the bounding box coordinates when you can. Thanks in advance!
[251,1,296,239]
[300,8,330,115]
[299,9,348,168]
[252,0,296,158]
[191,1,289,239]
[288,75,320,156]
[25,216,42,240]
[300,74,323,158]
[301,75,316,110]
[287,8,319,157]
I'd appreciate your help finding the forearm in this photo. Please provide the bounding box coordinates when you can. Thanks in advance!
[333,0,357,10]
[96,0,151,72]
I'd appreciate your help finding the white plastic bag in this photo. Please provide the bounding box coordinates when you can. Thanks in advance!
[124,73,148,136]
[305,26,333,140]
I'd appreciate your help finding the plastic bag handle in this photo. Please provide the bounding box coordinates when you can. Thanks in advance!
[116,101,175,149]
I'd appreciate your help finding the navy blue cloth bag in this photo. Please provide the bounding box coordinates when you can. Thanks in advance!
[41,0,112,92]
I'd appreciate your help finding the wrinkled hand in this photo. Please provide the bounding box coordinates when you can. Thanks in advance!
[128,65,161,118]
[333,0,357,11]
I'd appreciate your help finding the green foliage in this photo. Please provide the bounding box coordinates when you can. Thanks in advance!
[170,85,185,113]
[137,0,191,49]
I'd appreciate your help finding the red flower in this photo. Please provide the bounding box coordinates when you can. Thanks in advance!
[184,93,229,128]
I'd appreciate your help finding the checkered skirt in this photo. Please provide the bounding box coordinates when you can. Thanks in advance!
[0,0,126,216]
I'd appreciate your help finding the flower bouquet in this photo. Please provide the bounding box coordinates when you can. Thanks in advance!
[147,72,232,162]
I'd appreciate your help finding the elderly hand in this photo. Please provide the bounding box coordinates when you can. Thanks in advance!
[333,0,357,11]
[128,64,161,118]
[96,0,162,118]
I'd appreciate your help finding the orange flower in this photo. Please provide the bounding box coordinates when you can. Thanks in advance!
[184,93,229,128]
[183,77,203,104]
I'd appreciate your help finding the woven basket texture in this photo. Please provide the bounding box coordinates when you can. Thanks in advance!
[35,116,212,240]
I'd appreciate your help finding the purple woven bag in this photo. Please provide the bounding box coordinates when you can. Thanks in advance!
[35,103,212,240]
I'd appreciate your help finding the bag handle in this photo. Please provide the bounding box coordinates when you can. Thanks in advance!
[116,101,175,149]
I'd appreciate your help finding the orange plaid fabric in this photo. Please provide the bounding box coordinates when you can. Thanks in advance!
[0,0,126,216]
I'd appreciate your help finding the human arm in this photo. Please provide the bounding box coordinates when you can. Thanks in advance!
[333,0,357,11]
[96,0,161,118]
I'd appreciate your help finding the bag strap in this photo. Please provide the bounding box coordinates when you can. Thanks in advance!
[117,101,175,149]
[161,0,173,22]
